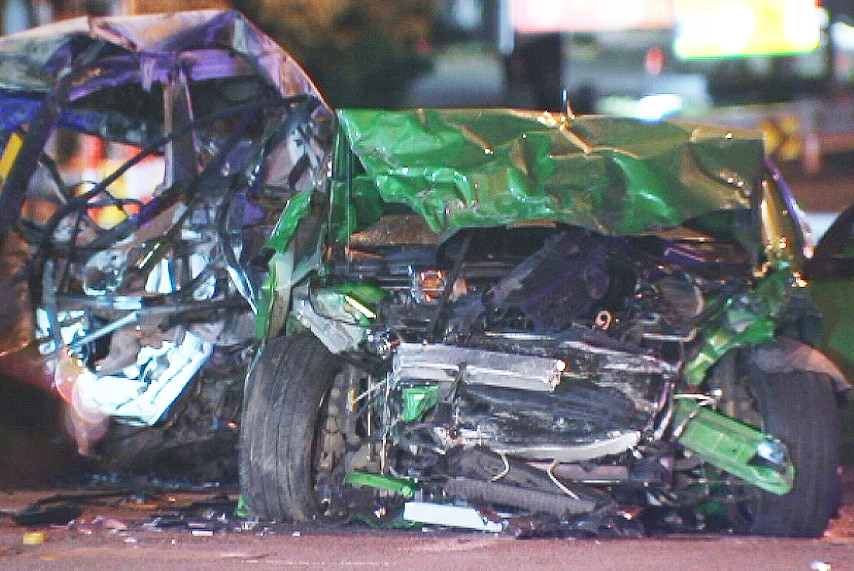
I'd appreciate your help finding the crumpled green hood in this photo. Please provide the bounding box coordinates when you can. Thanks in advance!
[336,108,764,236]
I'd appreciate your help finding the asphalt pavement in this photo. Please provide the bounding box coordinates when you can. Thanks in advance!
[0,479,853,571]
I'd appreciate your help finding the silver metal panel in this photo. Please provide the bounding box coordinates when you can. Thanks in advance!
[394,342,563,391]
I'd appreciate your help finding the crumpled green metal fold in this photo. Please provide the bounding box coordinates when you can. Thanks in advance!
[336,108,763,236]
[684,263,794,385]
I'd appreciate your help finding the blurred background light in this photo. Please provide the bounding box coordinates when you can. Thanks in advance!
[598,93,684,120]
[832,21,854,51]
[674,0,822,59]
[512,0,674,33]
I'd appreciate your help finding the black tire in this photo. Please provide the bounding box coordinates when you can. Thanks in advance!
[239,333,344,521]
[734,371,840,537]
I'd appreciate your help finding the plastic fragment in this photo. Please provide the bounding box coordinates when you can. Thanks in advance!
[75,515,129,533]
[192,529,215,537]
[403,501,504,532]
[345,471,417,498]
[234,494,250,518]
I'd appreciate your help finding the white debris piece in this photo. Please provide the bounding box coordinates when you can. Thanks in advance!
[403,502,504,532]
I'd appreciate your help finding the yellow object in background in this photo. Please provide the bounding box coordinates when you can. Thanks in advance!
[0,132,23,178]
[675,0,821,59]
[22,531,45,545]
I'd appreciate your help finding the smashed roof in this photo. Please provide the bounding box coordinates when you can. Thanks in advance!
[0,9,322,98]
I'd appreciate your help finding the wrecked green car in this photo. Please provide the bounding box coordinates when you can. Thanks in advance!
[0,9,845,538]
[240,107,849,537]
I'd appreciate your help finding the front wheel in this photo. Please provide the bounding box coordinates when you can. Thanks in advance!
[238,333,349,521]
[733,370,841,537]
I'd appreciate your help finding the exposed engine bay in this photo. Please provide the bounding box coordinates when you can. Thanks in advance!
[276,215,813,530]
[342,221,696,461]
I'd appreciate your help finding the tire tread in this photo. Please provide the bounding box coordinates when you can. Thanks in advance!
[749,371,840,537]
[239,334,339,520]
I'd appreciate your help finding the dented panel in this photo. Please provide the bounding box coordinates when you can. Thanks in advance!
[0,10,843,538]
[333,109,761,237]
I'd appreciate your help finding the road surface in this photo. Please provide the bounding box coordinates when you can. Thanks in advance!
[0,475,853,571]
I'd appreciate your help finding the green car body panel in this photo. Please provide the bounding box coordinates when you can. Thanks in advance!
[254,108,840,493]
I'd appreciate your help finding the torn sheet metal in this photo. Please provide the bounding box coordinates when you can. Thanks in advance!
[0,11,333,444]
[0,10,323,103]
